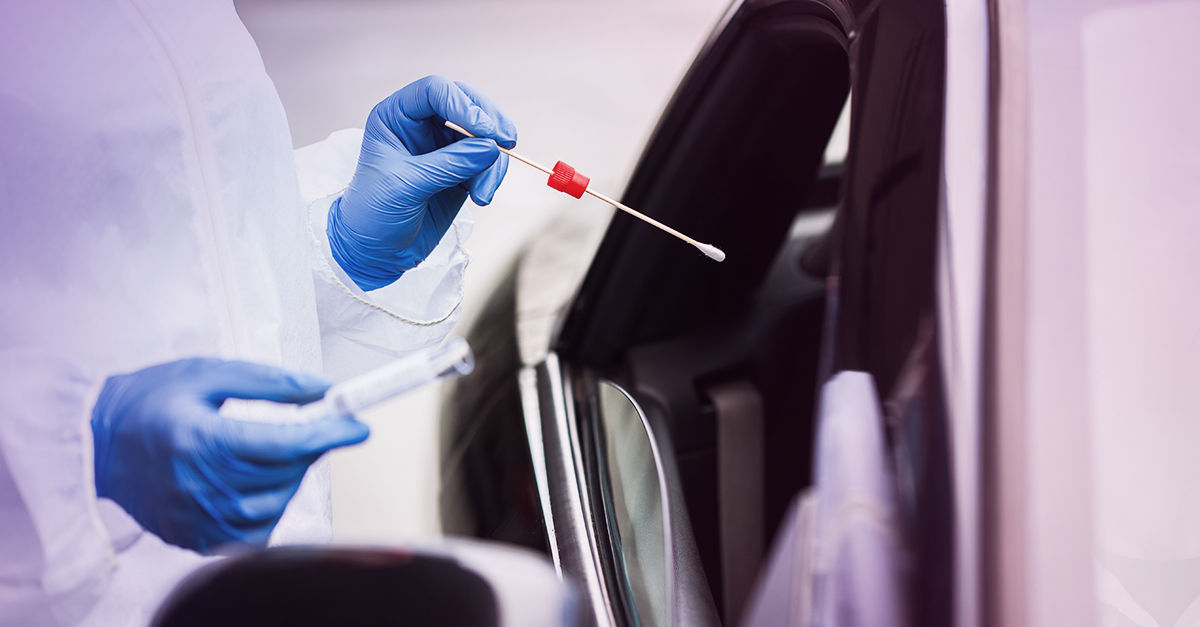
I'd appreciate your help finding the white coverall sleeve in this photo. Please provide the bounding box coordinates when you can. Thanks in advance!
[294,128,473,381]
[809,371,908,627]
[0,350,218,627]
[0,351,110,627]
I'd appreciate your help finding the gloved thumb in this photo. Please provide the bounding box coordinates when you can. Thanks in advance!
[222,417,371,463]
[200,361,332,407]
[407,137,500,197]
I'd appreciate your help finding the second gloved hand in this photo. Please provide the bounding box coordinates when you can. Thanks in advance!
[91,358,370,554]
[328,75,518,291]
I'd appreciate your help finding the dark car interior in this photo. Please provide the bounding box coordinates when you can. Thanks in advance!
[442,0,954,624]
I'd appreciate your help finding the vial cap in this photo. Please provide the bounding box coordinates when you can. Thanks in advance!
[548,161,590,199]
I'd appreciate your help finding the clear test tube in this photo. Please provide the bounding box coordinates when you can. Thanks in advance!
[298,337,474,421]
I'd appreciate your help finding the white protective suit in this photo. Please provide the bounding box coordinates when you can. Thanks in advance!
[0,1,471,624]
[740,371,907,627]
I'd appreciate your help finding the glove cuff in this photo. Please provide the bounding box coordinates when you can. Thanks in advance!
[327,196,410,291]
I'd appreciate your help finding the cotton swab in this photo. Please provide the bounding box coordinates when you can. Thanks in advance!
[444,120,726,262]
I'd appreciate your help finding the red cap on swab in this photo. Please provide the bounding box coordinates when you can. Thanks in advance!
[547,161,590,199]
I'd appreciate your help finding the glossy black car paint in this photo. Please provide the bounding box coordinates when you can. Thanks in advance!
[153,548,499,627]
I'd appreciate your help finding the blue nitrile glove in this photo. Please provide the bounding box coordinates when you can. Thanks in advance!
[90,358,370,554]
[328,75,518,291]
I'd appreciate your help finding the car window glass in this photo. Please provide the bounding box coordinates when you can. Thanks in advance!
[597,381,669,627]
[822,95,851,166]
[789,207,836,240]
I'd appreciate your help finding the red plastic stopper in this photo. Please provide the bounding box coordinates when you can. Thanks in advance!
[547,161,590,199]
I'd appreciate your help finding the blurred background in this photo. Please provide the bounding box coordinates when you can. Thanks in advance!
[234,0,731,545]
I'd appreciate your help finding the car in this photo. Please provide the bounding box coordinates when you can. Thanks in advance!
[436,0,944,624]
[438,0,1200,626]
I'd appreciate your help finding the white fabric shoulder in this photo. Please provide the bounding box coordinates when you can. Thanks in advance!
[0,351,112,627]
[810,371,907,627]
[295,129,472,372]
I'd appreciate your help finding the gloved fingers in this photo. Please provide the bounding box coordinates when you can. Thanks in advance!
[396,75,515,147]
[186,455,305,527]
[233,521,281,549]
[191,499,280,551]
[205,445,313,492]
[167,461,261,552]
[453,81,518,149]
[466,151,510,206]
[197,361,331,407]
[404,138,501,197]
[200,481,302,535]
[233,484,306,526]
[220,417,370,463]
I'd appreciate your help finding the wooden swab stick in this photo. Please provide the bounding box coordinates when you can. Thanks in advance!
[444,120,726,262]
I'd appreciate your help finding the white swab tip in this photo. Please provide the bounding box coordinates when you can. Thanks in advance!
[694,242,726,262]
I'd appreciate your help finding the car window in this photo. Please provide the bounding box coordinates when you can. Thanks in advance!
[823,95,851,166]
[597,381,670,627]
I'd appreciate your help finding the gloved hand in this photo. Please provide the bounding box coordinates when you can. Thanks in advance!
[91,358,370,554]
[328,75,518,291]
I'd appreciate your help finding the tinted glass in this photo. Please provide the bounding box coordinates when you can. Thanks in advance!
[822,95,850,166]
